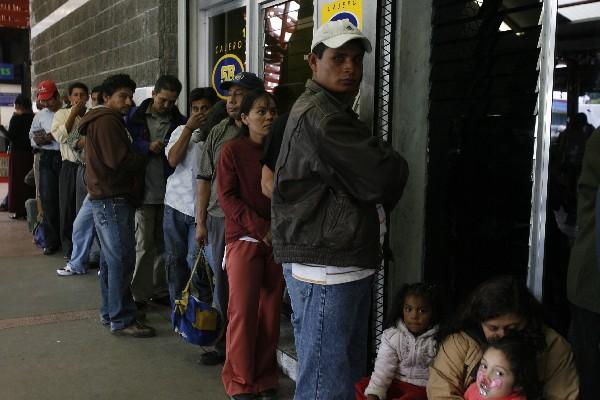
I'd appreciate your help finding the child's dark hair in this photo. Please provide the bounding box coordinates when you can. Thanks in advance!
[237,89,276,138]
[481,334,542,400]
[385,282,443,329]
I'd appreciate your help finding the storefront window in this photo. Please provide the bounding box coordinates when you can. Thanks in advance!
[210,6,247,99]
[263,0,313,113]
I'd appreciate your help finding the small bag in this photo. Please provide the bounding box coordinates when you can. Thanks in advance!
[172,249,224,346]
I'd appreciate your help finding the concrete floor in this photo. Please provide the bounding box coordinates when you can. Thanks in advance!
[0,183,294,400]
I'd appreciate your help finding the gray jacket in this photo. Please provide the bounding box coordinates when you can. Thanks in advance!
[272,79,408,268]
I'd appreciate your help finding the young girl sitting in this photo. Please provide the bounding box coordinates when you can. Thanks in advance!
[464,336,540,400]
[356,283,442,400]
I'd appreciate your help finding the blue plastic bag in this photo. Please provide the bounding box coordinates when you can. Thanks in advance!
[172,250,224,346]
[33,222,46,249]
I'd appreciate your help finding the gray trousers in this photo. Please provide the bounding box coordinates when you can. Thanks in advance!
[132,204,168,303]
[207,214,228,319]
[207,214,227,353]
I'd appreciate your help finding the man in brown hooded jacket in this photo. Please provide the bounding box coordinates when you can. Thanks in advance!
[78,74,154,338]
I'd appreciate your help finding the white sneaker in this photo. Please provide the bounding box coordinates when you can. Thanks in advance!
[56,265,85,276]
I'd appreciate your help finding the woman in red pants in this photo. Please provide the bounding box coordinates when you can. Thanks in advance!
[217,88,284,400]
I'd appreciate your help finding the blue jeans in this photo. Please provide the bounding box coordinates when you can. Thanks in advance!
[163,205,198,304]
[68,195,97,274]
[91,198,137,330]
[283,264,372,400]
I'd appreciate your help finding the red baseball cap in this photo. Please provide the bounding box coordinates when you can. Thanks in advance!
[37,80,58,101]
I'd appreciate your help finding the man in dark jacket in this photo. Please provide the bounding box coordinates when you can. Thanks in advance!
[79,74,154,338]
[127,75,187,313]
[272,19,409,399]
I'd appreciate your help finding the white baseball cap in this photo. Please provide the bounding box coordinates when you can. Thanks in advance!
[311,19,372,53]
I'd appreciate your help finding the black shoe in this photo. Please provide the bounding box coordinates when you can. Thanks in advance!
[111,321,156,338]
[43,246,58,255]
[230,394,257,400]
[200,350,225,365]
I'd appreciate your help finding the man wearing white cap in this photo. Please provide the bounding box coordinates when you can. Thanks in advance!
[272,19,408,399]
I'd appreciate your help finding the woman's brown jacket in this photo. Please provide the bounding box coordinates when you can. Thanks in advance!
[426,326,579,399]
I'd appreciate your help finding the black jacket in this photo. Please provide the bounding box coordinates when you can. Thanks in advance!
[126,98,187,178]
[2,113,34,151]
[272,80,408,268]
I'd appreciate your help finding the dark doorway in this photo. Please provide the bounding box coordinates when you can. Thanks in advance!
[426,0,543,309]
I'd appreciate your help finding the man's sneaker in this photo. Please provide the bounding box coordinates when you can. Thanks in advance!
[56,265,85,276]
[200,350,226,365]
[111,321,156,338]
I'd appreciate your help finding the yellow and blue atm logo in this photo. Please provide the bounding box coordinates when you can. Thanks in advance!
[330,11,358,27]
[211,54,244,100]
[321,0,362,29]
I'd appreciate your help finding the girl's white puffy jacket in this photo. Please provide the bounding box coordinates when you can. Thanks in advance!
[365,320,439,400]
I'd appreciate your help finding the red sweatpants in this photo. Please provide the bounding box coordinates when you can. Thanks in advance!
[355,376,428,400]
[221,240,285,396]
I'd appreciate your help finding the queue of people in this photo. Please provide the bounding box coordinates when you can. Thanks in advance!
[1,18,596,400]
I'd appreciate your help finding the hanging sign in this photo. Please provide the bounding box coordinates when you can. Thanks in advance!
[211,54,245,100]
[0,63,14,81]
[0,1,29,29]
[321,0,362,29]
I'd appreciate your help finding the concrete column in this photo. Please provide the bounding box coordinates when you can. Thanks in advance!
[388,0,433,295]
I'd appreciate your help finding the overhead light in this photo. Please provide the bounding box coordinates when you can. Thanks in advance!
[556,61,567,68]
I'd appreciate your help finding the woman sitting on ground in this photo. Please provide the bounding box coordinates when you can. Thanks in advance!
[427,275,579,400]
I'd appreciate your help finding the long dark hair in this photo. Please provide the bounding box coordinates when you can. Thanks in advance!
[237,89,276,138]
[438,275,546,351]
[481,334,542,400]
[384,282,443,329]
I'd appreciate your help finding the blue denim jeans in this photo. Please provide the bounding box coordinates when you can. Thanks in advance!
[163,205,198,304]
[283,264,372,400]
[91,198,137,330]
[67,195,97,274]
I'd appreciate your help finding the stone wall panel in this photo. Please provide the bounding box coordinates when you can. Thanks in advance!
[30,0,177,94]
